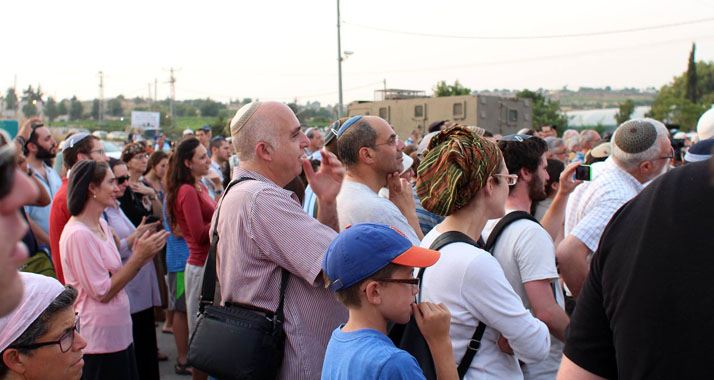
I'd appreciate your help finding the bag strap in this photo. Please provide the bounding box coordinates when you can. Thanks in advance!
[484,211,540,252]
[423,231,486,379]
[198,177,290,324]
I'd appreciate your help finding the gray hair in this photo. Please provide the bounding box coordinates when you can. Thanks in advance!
[565,136,580,151]
[579,129,600,145]
[611,118,669,171]
[545,137,565,152]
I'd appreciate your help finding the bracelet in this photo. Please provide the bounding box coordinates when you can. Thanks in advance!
[14,136,26,146]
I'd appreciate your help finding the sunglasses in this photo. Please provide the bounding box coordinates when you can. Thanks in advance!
[0,130,17,199]
[116,175,130,184]
[11,314,80,353]
[373,277,421,290]
[324,115,364,145]
[493,173,519,186]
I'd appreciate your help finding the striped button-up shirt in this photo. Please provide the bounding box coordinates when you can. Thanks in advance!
[564,158,644,253]
[215,168,347,380]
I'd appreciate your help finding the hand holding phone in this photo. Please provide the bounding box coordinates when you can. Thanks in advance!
[575,165,592,181]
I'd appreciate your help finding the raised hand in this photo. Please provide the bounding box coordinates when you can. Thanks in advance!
[303,150,345,203]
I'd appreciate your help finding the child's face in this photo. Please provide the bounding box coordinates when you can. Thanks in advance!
[378,266,420,324]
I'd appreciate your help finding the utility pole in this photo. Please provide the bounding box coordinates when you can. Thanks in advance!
[165,68,179,127]
[98,71,105,126]
[383,78,387,100]
[154,78,157,106]
[336,0,343,118]
[148,82,152,110]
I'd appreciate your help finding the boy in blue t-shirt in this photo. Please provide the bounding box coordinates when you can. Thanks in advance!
[321,223,459,380]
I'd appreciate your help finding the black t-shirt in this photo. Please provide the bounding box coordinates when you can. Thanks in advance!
[118,187,152,227]
[563,160,714,379]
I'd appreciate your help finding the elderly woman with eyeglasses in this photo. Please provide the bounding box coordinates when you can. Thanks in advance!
[59,160,168,380]
[0,272,86,380]
[119,142,162,227]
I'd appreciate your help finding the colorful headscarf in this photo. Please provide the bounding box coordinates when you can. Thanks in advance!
[416,126,503,216]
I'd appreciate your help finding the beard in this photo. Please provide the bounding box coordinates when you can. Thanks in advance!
[528,174,548,202]
[34,144,56,159]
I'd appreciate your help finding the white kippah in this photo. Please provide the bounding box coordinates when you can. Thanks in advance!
[697,107,714,141]
[230,101,262,137]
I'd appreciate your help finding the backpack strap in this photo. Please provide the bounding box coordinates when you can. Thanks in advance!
[424,231,487,379]
[484,211,540,252]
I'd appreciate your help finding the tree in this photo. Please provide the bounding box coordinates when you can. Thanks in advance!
[57,99,68,115]
[108,98,123,117]
[45,97,59,121]
[433,80,472,97]
[69,96,83,121]
[91,99,100,120]
[21,85,42,118]
[615,99,635,126]
[647,58,714,131]
[4,88,17,110]
[22,102,38,118]
[198,98,223,117]
[686,43,698,103]
[516,89,568,130]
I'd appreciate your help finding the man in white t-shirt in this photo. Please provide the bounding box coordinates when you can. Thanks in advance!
[335,116,422,245]
[482,134,573,380]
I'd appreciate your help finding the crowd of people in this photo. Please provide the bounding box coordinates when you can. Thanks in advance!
[0,102,712,380]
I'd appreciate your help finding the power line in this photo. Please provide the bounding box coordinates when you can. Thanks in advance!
[342,16,714,40]
[177,81,384,103]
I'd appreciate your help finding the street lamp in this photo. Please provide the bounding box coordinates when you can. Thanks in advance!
[337,0,343,118]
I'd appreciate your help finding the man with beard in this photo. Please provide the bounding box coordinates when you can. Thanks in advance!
[335,116,423,244]
[23,122,61,248]
[482,134,573,380]
[557,119,672,298]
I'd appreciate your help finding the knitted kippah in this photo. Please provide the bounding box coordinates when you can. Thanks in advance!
[230,101,261,137]
[614,120,657,154]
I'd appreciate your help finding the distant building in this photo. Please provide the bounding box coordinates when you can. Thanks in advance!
[347,90,532,139]
[566,106,651,128]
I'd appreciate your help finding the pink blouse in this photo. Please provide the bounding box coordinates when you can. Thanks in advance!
[59,219,132,354]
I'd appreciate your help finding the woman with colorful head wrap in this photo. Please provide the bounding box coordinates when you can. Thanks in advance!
[416,126,553,379]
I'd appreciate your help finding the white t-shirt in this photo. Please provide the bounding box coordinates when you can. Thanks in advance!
[336,180,420,245]
[482,210,565,380]
[421,227,550,380]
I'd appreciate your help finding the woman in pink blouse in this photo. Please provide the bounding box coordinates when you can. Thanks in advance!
[165,138,215,380]
[59,160,168,380]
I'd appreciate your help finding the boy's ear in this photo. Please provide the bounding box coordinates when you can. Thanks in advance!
[362,280,383,306]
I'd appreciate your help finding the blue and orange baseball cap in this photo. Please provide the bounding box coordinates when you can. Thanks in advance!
[322,223,440,291]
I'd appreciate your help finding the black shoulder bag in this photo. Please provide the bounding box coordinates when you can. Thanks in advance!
[187,177,289,380]
[397,211,540,379]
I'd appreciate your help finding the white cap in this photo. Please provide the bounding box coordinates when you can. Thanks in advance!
[697,107,714,141]
[183,129,194,136]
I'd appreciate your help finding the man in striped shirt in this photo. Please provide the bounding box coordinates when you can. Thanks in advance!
[214,101,348,379]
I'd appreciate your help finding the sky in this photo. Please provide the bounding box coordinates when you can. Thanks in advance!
[3,0,714,107]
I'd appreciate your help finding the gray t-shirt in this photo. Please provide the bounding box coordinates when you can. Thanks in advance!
[336,180,420,245]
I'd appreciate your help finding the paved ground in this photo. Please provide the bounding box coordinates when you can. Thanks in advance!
[156,324,190,380]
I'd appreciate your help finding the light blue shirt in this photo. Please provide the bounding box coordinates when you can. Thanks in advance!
[321,326,427,380]
[24,162,62,235]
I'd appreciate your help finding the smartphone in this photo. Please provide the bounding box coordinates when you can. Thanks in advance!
[575,165,592,181]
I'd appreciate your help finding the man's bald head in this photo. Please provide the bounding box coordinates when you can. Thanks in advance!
[230,101,300,162]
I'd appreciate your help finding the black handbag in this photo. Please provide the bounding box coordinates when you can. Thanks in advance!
[187,177,289,380]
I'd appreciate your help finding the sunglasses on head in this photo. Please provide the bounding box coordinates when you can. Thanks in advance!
[0,130,17,199]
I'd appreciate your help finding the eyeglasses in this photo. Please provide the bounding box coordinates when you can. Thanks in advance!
[493,173,518,186]
[324,115,364,145]
[373,277,421,290]
[131,153,148,160]
[499,134,532,142]
[11,314,80,353]
[90,148,106,157]
[375,135,400,147]
[116,175,130,184]
[0,130,17,199]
